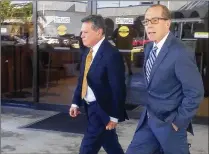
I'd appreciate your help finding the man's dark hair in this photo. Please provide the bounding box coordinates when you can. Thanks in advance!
[145,4,171,20]
[81,15,106,35]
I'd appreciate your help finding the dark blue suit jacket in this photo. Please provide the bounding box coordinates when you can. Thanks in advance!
[72,39,128,122]
[139,33,204,134]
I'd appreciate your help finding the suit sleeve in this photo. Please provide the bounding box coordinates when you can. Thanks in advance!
[72,69,83,107]
[71,50,86,107]
[107,51,126,119]
[173,48,204,129]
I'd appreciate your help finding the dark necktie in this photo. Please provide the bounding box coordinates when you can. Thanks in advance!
[145,46,158,82]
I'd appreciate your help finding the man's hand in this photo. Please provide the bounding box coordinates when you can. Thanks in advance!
[69,107,81,118]
[106,121,117,130]
[172,123,178,131]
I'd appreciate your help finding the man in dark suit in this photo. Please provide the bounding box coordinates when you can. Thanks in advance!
[69,15,128,154]
[126,4,204,154]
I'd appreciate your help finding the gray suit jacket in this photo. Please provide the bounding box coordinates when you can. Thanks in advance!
[138,33,204,134]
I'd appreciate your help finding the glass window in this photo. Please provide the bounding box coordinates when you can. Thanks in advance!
[96,1,153,76]
[37,1,89,104]
[1,0,34,101]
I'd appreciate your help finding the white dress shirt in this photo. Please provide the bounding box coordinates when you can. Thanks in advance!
[83,37,105,102]
[153,32,170,57]
[72,37,118,123]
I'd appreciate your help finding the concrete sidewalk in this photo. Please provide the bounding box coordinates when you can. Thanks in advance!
[1,106,208,154]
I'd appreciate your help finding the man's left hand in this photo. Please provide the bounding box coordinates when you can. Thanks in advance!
[106,121,117,130]
[172,123,178,131]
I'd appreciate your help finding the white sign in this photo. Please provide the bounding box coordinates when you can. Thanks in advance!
[194,32,209,38]
[1,28,7,33]
[54,16,70,24]
[115,18,134,25]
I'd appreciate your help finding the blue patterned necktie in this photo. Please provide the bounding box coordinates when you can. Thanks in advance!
[146,46,158,82]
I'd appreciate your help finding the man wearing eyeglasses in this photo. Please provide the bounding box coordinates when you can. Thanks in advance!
[126,4,204,154]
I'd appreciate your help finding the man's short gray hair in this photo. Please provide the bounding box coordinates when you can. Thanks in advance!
[81,15,106,35]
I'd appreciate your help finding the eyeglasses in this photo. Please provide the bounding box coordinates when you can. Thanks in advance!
[142,17,168,26]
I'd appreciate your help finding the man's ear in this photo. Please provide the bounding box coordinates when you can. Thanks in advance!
[97,28,103,36]
[167,20,171,27]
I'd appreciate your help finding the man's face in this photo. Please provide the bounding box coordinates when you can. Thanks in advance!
[144,6,171,43]
[81,22,102,47]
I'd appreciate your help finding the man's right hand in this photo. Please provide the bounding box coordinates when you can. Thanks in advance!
[69,107,81,117]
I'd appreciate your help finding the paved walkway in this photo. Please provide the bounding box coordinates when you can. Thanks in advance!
[1,72,208,154]
[1,106,208,154]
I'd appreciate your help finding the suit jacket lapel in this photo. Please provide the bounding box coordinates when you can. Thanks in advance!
[144,43,153,63]
[88,39,105,75]
[147,33,174,87]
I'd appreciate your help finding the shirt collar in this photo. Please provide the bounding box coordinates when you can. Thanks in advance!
[153,32,170,52]
[92,37,105,58]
